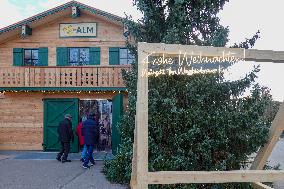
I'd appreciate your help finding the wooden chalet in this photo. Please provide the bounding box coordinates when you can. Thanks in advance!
[0,1,132,153]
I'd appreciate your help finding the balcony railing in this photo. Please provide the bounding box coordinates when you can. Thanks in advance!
[0,66,131,88]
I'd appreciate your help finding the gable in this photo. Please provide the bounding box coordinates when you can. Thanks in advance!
[0,1,124,44]
[0,13,126,67]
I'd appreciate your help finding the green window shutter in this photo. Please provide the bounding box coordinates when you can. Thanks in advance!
[89,47,100,65]
[109,47,120,65]
[13,48,23,66]
[56,47,68,66]
[38,47,48,66]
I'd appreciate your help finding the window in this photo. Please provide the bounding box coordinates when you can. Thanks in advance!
[24,49,39,66]
[68,48,90,66]
[119,48,135,65]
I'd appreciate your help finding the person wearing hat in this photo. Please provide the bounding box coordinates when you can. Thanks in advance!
[56,114,74,163]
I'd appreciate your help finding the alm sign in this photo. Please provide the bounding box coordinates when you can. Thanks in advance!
[60,23,97,37]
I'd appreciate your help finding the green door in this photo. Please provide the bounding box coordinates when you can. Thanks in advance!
[112,93,124,155]
[43,98,79,152]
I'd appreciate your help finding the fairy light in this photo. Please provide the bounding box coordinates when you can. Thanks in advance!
[0,90,128,95]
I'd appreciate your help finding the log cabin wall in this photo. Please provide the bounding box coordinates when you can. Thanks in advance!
[0,91,121,150]
[0,13,125,67]
[0,92,43,150]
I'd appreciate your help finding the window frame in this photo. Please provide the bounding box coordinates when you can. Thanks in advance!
[23,48,39,66]
[68,47,90,66]
[119,48,135,65]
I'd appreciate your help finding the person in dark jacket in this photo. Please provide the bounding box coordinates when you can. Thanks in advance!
[81,112,99,169]
[76,117,94,162]
[56,114,74,163]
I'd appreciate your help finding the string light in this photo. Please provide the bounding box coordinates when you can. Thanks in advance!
[0,90,128,95]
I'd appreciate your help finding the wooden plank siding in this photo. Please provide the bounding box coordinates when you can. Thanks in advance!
[0,93,43,150]
[0,92,124,150]
[0,13,126,67]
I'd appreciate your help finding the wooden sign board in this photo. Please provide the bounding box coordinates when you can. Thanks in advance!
[131,42,284,189]
[59,23,97,38]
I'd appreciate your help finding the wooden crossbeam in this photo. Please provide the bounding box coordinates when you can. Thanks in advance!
[147,171,284,184]
[251,182,273,189]
[139,42,284,63]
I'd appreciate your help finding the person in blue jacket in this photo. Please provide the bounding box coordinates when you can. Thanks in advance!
[81,112,99,169]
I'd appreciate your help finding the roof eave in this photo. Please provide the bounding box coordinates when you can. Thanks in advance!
[0,1,124,35]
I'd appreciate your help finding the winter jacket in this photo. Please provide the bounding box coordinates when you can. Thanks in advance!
[76,122,84,146]
[81,118,99,145]
[57,118,74,143]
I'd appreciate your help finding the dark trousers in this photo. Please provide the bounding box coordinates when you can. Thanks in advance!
[83,145,95,166]
[57,142,70,161]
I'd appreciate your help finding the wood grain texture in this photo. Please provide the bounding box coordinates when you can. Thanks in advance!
[0,13,126,67]
[0,92,123,150]
[138,42,284,63]
[147,171,284,184]
[251,182,273,189]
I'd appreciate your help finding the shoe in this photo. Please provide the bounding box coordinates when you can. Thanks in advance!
[90,161,95,166]
[82,164,90,169]
[80,158,84,162]
[62,159,71,163]
[56,157,61,162]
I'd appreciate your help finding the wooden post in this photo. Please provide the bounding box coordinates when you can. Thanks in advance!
[251,102,284,170]
[130,116,138,188]
[134,43,149,189]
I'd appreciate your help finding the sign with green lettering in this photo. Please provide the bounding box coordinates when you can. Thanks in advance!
[60,23,97,37]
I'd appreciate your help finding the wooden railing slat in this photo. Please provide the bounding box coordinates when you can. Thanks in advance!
[0,66,130,88]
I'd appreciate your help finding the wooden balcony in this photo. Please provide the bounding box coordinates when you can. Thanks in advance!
[0,66,130,88]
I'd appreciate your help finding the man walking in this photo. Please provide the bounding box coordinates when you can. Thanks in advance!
[56,114,74,163]
[81,112,99,169]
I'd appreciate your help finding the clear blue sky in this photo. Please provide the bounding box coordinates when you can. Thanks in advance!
[1,0,283,101]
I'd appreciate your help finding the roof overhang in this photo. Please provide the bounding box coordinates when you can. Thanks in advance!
[0,1,124,43]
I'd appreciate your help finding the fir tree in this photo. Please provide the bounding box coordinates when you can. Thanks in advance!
[103,1,274,188]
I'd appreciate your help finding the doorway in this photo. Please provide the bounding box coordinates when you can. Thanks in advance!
[79,99,112,152]
[43,93,123,155]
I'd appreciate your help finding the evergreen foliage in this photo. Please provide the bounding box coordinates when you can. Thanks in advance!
[103,1,275,188]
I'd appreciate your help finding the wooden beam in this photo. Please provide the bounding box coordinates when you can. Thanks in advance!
[251,102,284,170]
[138,42,284,63]
[147,171,284,184]
[71,6,80,18]
[135,44,150,189]
[21,25,32,37]
[130,116,138,188]
[251,182,274,189]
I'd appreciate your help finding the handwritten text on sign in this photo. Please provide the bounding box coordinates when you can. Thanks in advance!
[60,23,97,37]
[142,51,245,76]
